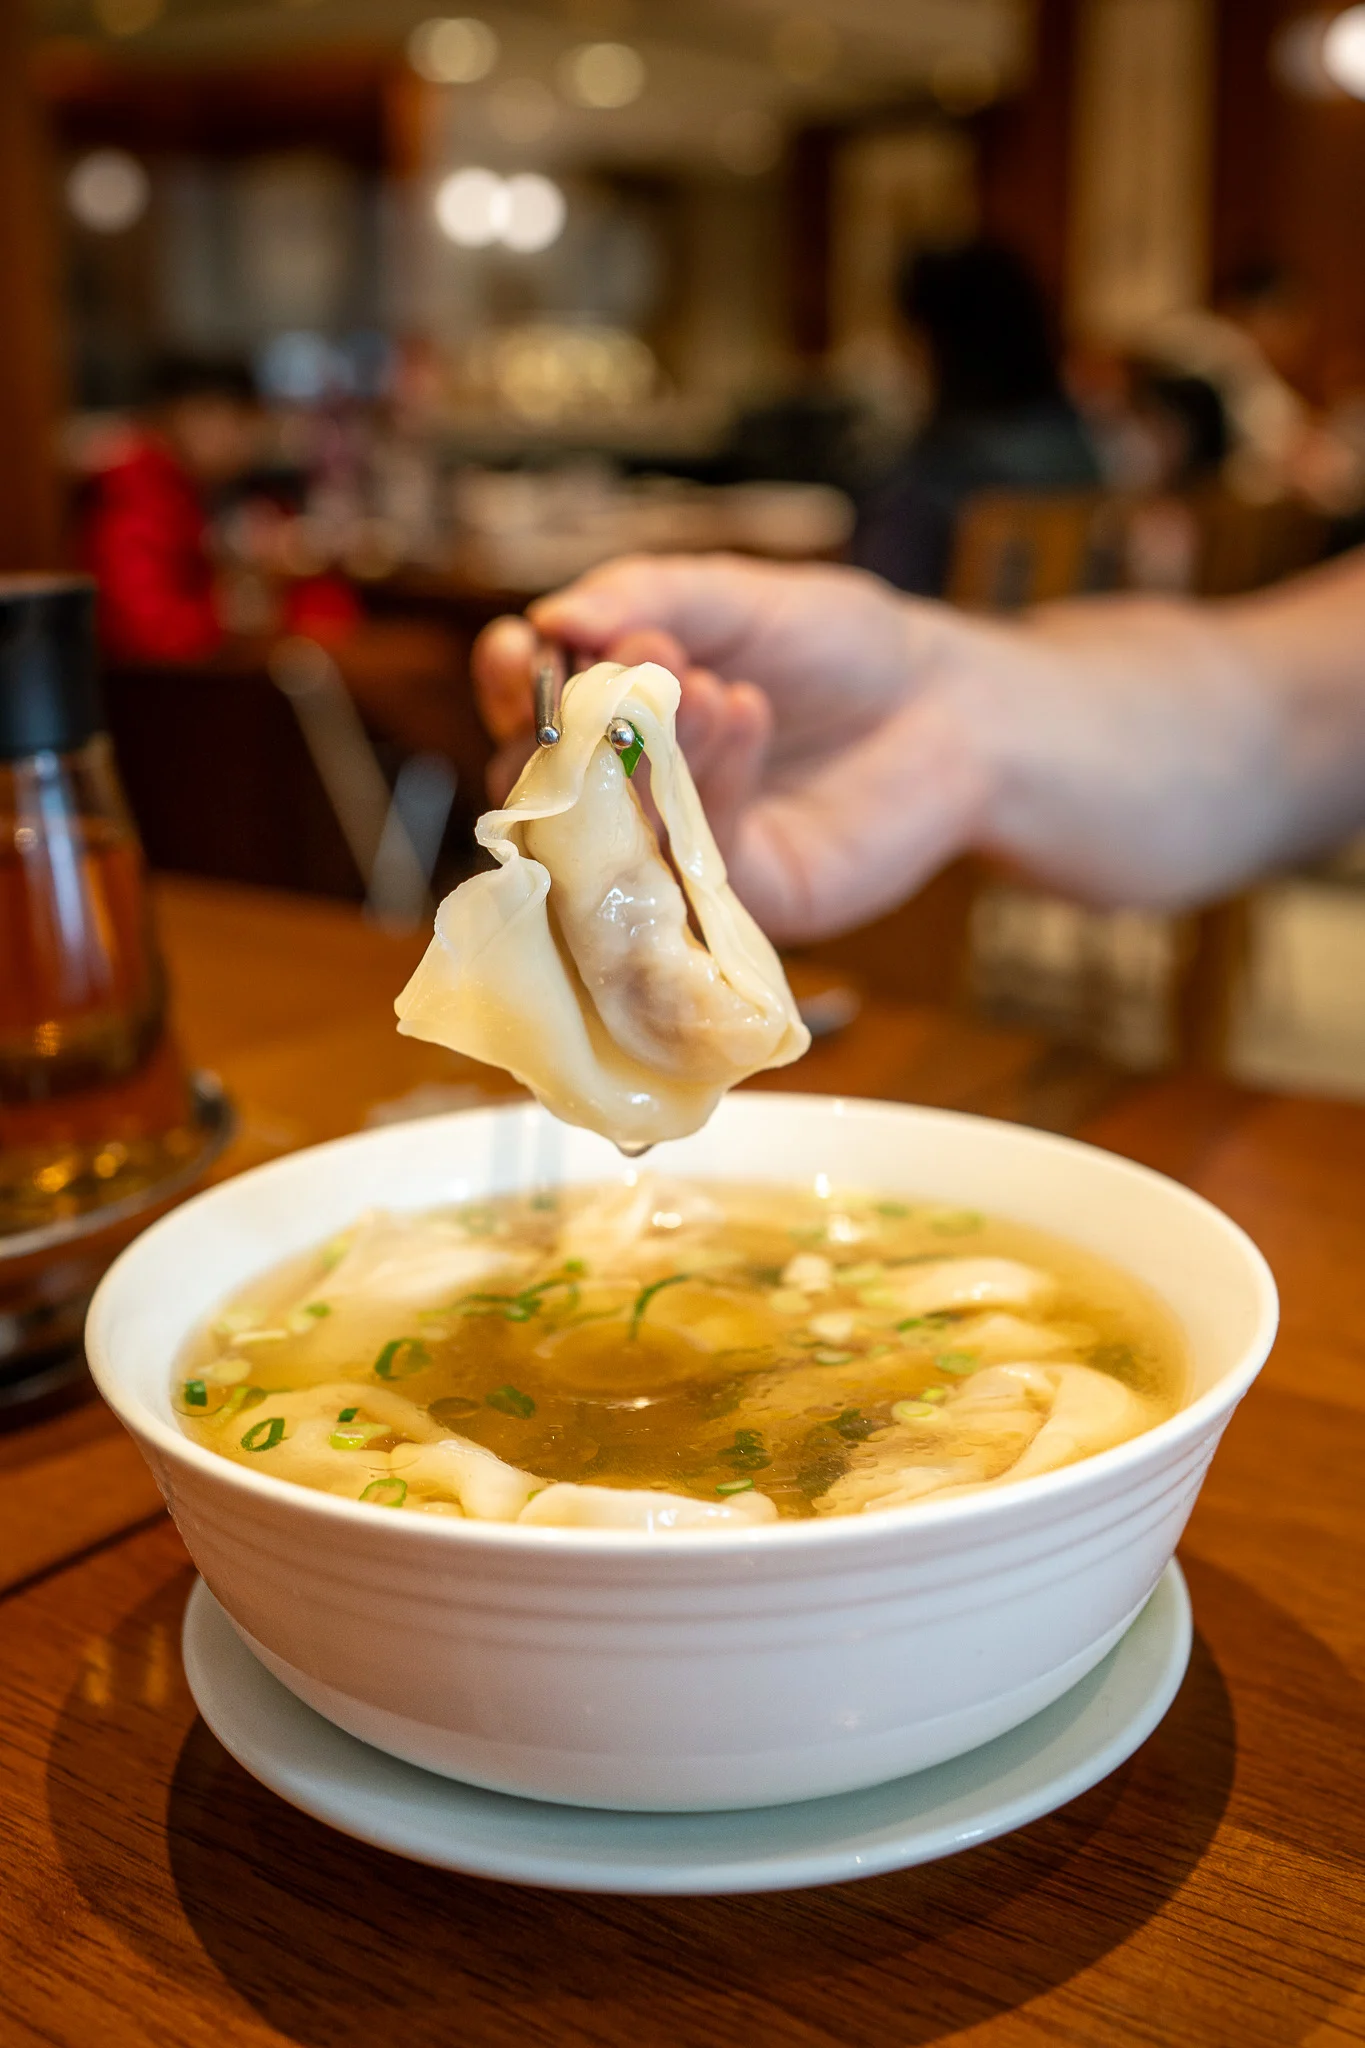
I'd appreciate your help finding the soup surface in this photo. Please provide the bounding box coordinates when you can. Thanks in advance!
[174,1178,1186,1527]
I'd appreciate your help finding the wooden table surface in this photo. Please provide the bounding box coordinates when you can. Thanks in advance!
[1,877,1361,2048]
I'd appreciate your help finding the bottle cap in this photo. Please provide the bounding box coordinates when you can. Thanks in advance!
[0,576,103,763]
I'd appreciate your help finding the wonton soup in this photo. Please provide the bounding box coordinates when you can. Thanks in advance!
[173,1177,1186,1528]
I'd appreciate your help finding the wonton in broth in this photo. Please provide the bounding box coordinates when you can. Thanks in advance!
[175,1179,1185,1528]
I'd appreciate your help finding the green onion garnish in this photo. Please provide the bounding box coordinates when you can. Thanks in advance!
[617,723,645,777]
[182,1379,208,1408]
[303,1301,331,1319]
[891,1399,939,1424]
[373,1337,431,1380]
[935,1351,978,1375]
[486,1384,536,1419]
[897,1310,957,1332]
[330,1423,376,1449]
[338,1406,358,1422]
[813,1348,855,1366]
[931,1210,983,1236]
[716,1479,755,1496]
[874,1201,910,1218]
[718,1427,770,1472]
[360,1477,408,1508]
[241,1416,285,1452]
[921,1386,947,1403]
[216,1384,265,1425]
[627,1271,691,1340]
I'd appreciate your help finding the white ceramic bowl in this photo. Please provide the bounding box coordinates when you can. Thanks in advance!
[87,1094,1276,1812]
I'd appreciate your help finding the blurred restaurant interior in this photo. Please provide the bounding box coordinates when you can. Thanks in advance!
[8,0,1365,1096]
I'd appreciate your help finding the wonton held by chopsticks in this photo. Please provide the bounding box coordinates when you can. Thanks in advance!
[395,660,809,1148]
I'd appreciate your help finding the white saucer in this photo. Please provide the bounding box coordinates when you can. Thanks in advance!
[181,1561,1190,1897]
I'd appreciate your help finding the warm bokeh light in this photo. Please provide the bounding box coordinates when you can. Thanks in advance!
[66,149,151,233]
[407,16,499,85]
[558,40,646,109]
[501,173,567,253]
[434,166,506,247]
[434,169,566,252]
[1322,5,1365,96]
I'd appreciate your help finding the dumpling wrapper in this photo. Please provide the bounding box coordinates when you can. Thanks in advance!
[394,660,809,1148]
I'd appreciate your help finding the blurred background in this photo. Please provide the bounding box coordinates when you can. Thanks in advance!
[8,0,1365,1094]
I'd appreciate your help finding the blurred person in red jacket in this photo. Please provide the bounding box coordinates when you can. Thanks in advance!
[80,356,470,767]
[81,355,264,663]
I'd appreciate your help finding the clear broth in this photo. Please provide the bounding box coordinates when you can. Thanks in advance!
[175,1178,1187,1520]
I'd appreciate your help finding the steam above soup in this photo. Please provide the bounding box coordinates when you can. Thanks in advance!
[174,1178,1184,1527]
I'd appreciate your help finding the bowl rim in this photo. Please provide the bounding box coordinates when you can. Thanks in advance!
[86,1093,1279,1557]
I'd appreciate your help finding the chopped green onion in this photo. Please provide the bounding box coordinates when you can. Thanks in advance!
[931,1210,983,1236]
[330,1424,374,1450]
[215,1384,265,1425]
[338,1406,358,1422]
[303,1301,331,1319]
[921,1386,947,1403]
[617,723,645,777]
[813,1347,856,1366]
[241,1416,285,1453]
[360,1477,408,1508]
[182,1379,208,1408]
[718,1428,770,1472]
[935,1351,979,1376]
[716,1479,755,1496]
[891,1399,940,1424]
[874,1201,910,1218]
[627,1271,691,1340]
[897,1310,957,1333]
[373,1337,431,1380]
[486,1384,536,1419]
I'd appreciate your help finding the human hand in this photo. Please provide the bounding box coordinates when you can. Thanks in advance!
[473,553,995,943]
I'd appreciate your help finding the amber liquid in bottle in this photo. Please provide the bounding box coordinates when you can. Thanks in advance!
[0,736,195,1235]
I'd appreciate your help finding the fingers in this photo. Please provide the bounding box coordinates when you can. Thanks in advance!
[724,692,992,945]
[684,679,773,858]
[530,553,779,674]
[472,614,538,745]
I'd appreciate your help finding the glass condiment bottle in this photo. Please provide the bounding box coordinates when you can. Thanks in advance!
[0,576,196,1237]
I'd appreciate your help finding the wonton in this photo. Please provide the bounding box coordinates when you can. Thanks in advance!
[395,661,809,1147]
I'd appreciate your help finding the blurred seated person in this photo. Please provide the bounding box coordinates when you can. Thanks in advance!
[852,241,1100,597]
[80,355,468,765]
[82,355,274,663]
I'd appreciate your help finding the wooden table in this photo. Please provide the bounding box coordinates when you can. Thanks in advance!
[1,878,1360,2047]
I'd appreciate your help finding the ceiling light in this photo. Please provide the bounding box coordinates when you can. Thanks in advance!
[559,40,645,109]
[715,109,782,176]
[407,16,499,86]
[770,15,838,84]
[434,166,506,247]
[487,77,557,143]
[433,169,567,253]
[501,173,566,253]
[1323,5,1365,95]
[66,149,150,233]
